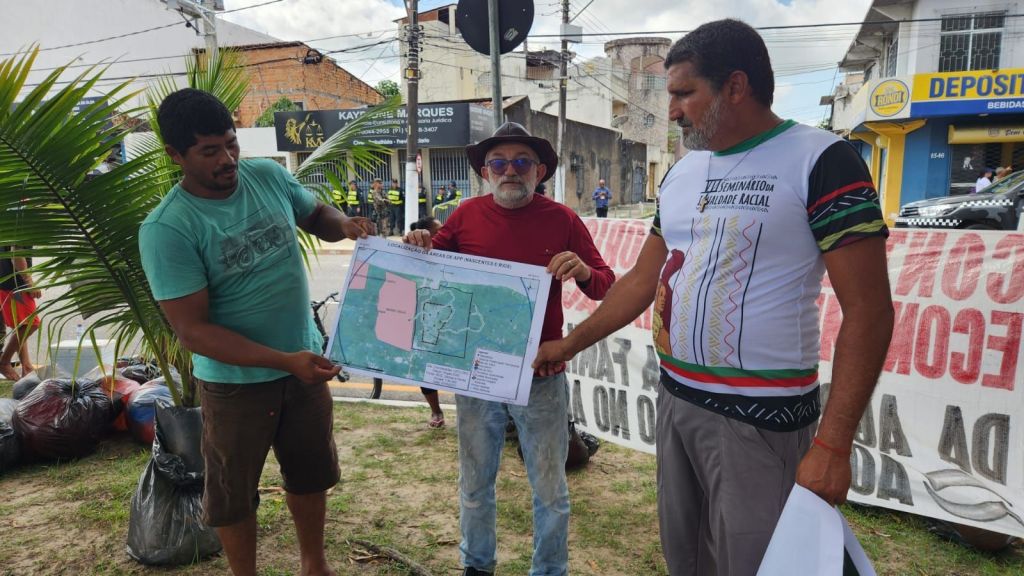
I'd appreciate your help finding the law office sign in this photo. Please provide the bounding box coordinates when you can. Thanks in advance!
[911,68,1024,117]
[274,103,473,152]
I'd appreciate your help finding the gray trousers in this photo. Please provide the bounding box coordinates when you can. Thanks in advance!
[656,384,814,576]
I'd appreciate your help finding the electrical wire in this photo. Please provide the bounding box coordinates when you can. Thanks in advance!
[0,0,292,56]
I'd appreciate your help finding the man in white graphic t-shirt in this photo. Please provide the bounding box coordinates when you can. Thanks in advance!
[534,18,894,575]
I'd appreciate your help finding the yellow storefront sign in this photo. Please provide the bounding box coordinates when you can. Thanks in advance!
[947,124,1024,144]
[913,69,1024,101]
[870,80,910,117]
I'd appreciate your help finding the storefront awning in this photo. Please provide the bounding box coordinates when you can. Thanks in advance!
[948,124,1024,144]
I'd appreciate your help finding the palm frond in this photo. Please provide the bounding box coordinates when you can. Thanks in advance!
[293,95,401,203]
[0,46,184,401]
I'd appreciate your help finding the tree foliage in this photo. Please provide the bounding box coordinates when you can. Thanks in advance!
[375,79,400,99]
[254,97,299,128]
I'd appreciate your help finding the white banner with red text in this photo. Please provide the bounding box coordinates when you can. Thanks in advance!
[563,221,1024,537]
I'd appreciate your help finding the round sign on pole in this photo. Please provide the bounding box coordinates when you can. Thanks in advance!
[456,0,534,56]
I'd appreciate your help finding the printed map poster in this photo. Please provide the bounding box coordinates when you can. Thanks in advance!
[327,236,551,406]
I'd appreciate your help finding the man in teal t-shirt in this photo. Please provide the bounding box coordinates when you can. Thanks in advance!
[139,88,374,576]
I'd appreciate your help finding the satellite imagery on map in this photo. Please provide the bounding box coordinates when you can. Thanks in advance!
[328,238,549,404]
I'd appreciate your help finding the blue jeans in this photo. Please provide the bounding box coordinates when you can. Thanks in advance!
[456,373,570,576]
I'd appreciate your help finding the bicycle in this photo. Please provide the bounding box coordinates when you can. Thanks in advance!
[311,291,383,399]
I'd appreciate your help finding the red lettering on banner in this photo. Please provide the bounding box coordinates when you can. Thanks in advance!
[949,308,985,384]
[986,234,1024,305]
[602,220,626,268]
[941,233,984,301]
[983,311,1022,391]
[884,301,918,375]
[620,223,647,269]
[886,230,908,261]
[895,231,947,298]
[914,305,951,379]
[818,293,842,361]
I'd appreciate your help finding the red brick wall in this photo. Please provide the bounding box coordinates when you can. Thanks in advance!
[236,45,383,127]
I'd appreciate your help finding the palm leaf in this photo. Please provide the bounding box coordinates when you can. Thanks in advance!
[0,47,185,401]
[1,47,391,406]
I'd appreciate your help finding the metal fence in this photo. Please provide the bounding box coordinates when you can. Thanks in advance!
[354,150,393,191]
[428,148,471,197]
[431,199,461,224]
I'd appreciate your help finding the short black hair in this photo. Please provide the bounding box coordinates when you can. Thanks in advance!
[664,19,774,107]
[409,216,438,231]
[157,88,235,154]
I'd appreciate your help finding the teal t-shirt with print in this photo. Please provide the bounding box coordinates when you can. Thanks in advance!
[139,158,323,384]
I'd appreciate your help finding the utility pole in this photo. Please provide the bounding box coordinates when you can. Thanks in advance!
[555,0,570,204]
[165,1,218,63]
[487,0,503,129]
[200,0,218,63]
[404,0,420,234]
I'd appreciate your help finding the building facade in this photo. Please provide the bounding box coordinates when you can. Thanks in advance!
[269,96,645,214]
[832,0,1024,222]
[228,42,382,127]
[2,0,275,105]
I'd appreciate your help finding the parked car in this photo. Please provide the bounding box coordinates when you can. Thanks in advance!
[896,170,1024,230]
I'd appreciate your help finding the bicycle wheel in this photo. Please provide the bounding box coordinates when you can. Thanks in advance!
[370,377,383,399]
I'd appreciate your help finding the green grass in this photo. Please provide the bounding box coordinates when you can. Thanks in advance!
[0,401,1021,575]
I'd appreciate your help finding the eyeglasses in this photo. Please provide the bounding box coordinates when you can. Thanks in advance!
[485,158,539,176]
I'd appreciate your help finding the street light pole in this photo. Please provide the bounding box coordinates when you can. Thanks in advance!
[200,0,218,63]
[487,0,503,129]
[555,0,569,204]
[404,0,420,234]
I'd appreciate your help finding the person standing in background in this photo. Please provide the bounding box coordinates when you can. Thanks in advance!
[0,245,42,380]
[592,179,611,218]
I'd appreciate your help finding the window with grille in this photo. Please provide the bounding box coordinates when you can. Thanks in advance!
[641,74,667,92]
[939,12,1004,72]
[884,34,898,77]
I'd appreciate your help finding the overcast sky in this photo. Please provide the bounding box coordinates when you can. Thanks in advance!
[223,0,873,125]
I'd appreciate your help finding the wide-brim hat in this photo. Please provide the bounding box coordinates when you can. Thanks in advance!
[466,122,557,183]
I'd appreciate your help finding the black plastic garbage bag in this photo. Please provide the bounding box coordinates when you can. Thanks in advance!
[12,378,113,461]
[0,421,20,474]
[0,398,18,423]
[127,400,221,565]
[120,362,164,385]
[12,366,69,400]
[513,420,599,470]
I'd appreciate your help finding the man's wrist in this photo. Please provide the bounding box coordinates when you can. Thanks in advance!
[268,351,295,373]
[812,437,851,458]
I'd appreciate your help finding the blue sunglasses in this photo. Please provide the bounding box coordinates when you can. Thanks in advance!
[485,158,539,175]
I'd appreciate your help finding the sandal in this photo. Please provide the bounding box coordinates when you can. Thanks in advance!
[428,413,445,429]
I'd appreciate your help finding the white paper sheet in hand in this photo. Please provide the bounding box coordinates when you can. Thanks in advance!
[757,485,876,576]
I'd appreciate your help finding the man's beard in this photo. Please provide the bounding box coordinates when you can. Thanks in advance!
[681,94,725,151]
[492,179,531,206]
